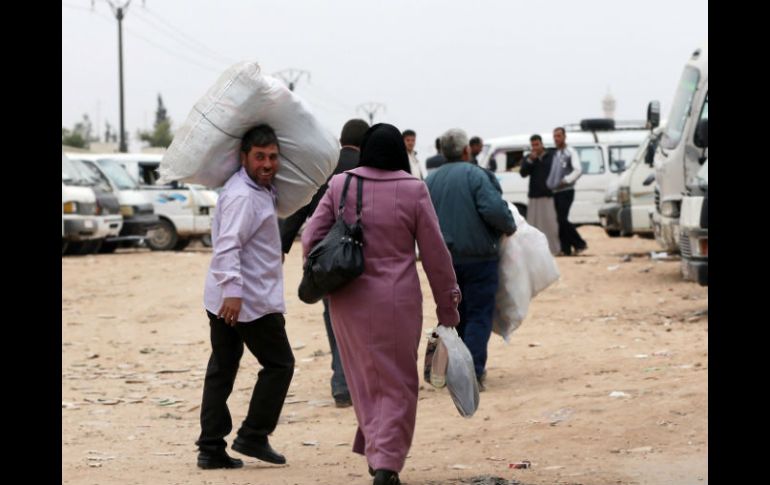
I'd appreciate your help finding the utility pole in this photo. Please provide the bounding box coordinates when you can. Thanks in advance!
[103,0,142,152]
[273,68,311,92]
[356,102,386,125]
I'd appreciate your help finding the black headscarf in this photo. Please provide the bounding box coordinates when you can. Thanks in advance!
[357,123,411,173]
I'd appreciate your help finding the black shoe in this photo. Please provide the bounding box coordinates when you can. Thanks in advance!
[197,449,244,469]
[373,469,400,485]
[334,393,353,408]
[232,437,286,464]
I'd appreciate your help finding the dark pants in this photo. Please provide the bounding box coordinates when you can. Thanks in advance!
[322,298,349,398]
[554,189,587,255]
[454,260,499,378]
[196,311,295,453]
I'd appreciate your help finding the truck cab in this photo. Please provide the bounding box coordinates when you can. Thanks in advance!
[94,153,218,251]
[479,120,648,224]
[68,154,161,252]
[650,43,708,255]
[61,153,123,255]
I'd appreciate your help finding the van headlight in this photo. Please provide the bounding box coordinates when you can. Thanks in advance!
[120,205,135,217]
[660,200,680,218]
[690,236,708,257]
[63,201,78,214]
[618,187,630,205]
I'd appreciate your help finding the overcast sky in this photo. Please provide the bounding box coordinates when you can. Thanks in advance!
[62,0,708,156]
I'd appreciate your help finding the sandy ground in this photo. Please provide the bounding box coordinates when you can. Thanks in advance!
[62,226,707,485]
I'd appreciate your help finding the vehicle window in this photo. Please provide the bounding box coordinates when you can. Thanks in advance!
[574,146,604,175]
[662,66,700,149]
[608,145,638,173]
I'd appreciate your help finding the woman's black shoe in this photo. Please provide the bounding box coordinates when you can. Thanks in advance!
[373,469,400,485]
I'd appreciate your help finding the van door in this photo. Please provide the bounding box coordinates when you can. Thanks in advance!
[570,145,608,224]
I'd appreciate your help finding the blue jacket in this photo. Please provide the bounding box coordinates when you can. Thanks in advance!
[426,161,516,264]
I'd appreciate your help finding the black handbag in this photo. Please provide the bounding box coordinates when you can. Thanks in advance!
[298,174,364,304]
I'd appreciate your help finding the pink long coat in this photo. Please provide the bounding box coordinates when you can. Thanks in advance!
[301,166,460,473]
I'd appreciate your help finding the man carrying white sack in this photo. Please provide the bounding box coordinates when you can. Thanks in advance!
[196,124,295,469]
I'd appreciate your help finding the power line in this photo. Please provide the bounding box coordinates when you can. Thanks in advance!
[74,6,224,74]
[140,5,237,66]
[122,24,224,73]
[130,7,235,67]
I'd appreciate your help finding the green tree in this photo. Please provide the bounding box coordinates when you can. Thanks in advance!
[62,114,94,148]
[139,94,174,147]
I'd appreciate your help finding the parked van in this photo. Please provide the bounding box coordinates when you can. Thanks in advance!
[68,154,161,252]
[91,153,217,251]
[61,153,123,255]
[598,123,664,238]
[478,120,648,224]
[649,43,708,255]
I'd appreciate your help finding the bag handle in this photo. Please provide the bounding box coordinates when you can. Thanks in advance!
[338,174,363,223]
[355,175,363,224]
[338,174,354,216]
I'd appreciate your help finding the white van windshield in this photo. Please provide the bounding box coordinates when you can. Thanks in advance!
[62,156,94,186]
[661,66,700,150]
[575,146,604,175]
[96,159,140,190]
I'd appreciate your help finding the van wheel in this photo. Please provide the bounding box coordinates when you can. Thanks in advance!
[99,241,118,253]
[69,239,103,255]
[200,234,212,247]
[146,219,178,251]
[173,238,190,251]
[62,239,69,255]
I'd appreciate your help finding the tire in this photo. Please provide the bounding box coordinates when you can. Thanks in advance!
[605,229,621,237]
[62,239,69,255]
[173,238,191,251]
[146,219,178,251]
[69,239,103,255]
[200,234,212,247]
[99,241,118,253]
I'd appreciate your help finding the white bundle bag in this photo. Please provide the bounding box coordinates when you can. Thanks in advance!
[493,202,560,342]
[435,325,480,418]
[159,61,340,217]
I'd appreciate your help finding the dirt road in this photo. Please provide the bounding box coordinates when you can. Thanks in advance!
[62,226,707,485]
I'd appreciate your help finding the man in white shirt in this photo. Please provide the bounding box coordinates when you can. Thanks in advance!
[402,129,423,180]
[547,126,587,255]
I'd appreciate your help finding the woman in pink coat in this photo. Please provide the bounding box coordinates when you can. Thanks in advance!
[302,124,461,485]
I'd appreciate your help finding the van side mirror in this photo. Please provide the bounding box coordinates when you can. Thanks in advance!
[694,119,708,148]
[645,139,657,166]
[646,101,660,129]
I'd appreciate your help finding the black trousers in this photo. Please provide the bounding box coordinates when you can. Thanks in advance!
[554,190,587,255]
[196,311,295,453]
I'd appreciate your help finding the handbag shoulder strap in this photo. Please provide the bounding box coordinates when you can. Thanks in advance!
[338,174,354,216]
[337,174,364,222]
[355,176,363,224]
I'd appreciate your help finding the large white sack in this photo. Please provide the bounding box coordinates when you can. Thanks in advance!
[492,202,560,342]
[159,61,340,217]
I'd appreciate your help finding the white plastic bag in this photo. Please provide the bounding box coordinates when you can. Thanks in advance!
[159,61,340,217]
[435,325,479,417]
[493,202,560,342]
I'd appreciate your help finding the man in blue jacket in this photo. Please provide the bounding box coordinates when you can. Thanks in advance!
[425,128,516,391]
